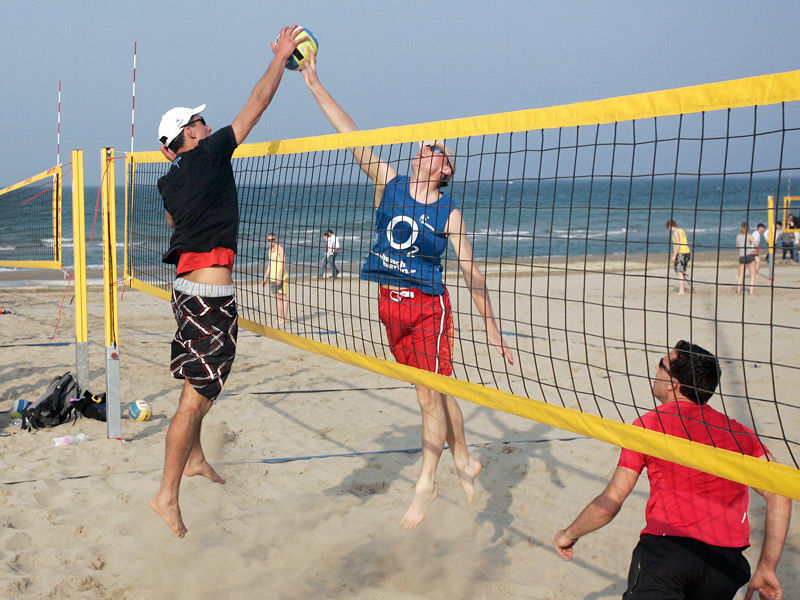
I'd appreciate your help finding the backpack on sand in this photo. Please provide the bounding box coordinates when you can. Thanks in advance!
[20,372,81,430]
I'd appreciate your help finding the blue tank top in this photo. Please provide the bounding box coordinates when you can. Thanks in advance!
[360,175,454,295]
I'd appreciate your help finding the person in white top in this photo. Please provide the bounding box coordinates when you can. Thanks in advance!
[319,229,340,278]
[752,223,765,275]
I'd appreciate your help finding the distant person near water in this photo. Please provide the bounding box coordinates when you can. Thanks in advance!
[666,220,691,295]
[300,50,513,529]
[752,223,766,276]
[737,222,758,295]
[553,341,791,600]
[261,232,289,328]
[780,216,799,263]
[319,229,340,279]
[151,26,304,539]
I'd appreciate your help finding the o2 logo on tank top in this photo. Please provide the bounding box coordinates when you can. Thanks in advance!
[386,215,420,256]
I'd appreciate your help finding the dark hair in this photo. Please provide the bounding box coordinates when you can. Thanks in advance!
[776,220,783,227]
[757,223,765,229]
[670,341,720,405]
[167,130,185,153]
[326,229,334,235]
[665,220,677,229]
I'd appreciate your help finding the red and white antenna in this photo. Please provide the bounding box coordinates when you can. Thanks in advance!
[57,80,62,165]
[130,41,137,153]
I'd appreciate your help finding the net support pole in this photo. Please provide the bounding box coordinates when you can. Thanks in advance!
[101,147,122,439]
[767,195,776,281]
[71,150,89,391]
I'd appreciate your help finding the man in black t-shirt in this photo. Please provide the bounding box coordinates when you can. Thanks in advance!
[150,26,304,539]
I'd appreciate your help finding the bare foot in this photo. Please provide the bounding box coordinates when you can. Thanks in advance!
[398,482,438,529]
[455,457,482,504]
[183,460,226,484]
[150,495,187,539]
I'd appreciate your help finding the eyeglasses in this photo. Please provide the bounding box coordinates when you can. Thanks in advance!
[183,117,206,128]
[267,238,276,243]
[425,144,445,155]
[659,357,676,380]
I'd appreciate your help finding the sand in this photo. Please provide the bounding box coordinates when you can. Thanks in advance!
[1,274,798,599]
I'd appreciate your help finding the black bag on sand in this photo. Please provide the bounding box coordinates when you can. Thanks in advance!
[71,390,107,422]
[20,372,81,430]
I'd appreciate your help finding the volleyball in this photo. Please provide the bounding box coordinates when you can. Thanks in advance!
[284,27,318,71]
[128,400,152,422]
[11,398,30,418]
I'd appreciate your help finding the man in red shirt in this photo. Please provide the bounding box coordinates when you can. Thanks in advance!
[553,341,791,599]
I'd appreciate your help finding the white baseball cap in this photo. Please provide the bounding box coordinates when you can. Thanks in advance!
[419,140,456,182]
[157,104,206,147]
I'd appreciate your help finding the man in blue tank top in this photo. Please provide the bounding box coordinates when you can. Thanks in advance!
[300,52,514,529]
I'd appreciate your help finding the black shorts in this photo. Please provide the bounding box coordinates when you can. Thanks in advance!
[623,534,750,600]
[170,285,238,401]
[738,254,756,265]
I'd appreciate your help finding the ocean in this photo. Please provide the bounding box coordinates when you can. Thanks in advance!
[1,176,795,283]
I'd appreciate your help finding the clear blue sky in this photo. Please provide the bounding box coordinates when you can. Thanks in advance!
[2,0,798,186]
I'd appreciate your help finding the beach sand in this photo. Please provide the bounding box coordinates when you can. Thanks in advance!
[1,273,799,599]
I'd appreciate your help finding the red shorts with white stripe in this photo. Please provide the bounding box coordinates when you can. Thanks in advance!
[378,287,454,376]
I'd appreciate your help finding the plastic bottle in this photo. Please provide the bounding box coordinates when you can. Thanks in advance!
[51,432,89,446]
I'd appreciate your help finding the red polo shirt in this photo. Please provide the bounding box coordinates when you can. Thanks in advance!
[618,400,767,548]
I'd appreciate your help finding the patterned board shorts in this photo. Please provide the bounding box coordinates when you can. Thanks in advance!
[674,253,691,274]
[170,279,238,401]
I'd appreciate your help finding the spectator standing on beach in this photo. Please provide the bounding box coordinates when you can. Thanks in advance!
[779,221,793,262]
[752,223,766,275]
[150,26,303,539]
[319,229,340,279]
[553,341,791,600]
[300,51,513,529]
[261,232,289,327]
[737,222,758,295]
[767,221,781,265]
[666,220,691,295]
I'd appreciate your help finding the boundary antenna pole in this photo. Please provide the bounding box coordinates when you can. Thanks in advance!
[130,41,137,154]
[71,150,90,390]
[57,81,62,165]
[101,147,122,439]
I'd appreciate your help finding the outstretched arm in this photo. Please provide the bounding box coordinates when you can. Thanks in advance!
[300,50,396,207]
[553,465,639,560]
[231,26,303,146]
[745,462,792,600]
[447,209,513,364]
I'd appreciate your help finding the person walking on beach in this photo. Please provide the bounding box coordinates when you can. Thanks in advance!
[737,222,758,295]
[261,232,289,327]
[319,228,340,279]
[299,51,513,529]
[553,341,791,600]
[151,26,303,539]
[666,220,690,295]
[752,222,766,275]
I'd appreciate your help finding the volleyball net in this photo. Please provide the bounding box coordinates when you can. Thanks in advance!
[124,70,800,499]
[0,153,90,391]
[0,165,64,269]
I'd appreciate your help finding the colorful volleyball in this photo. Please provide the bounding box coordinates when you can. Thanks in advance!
[128,400,152,422]
[11,398,30,418]
[285,27,318,70]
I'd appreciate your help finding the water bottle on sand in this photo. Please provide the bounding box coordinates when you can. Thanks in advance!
[52,433,88,446]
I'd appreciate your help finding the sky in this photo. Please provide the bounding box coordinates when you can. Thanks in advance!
[1,0,799,187]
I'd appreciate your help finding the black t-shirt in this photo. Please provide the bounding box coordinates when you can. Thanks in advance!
[158,125,239,265]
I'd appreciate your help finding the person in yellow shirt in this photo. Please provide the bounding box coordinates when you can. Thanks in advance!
[666,220,691,295]
[261,232,289,328]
